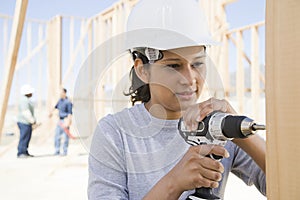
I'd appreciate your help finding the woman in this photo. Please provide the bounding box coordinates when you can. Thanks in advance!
[88,0,266,199]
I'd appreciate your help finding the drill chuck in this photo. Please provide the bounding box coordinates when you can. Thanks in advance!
[209,112,265,140]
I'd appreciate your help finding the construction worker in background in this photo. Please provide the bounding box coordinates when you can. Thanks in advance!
[88,0,266,199]
[49,88,73,156]
[17,84,36,158]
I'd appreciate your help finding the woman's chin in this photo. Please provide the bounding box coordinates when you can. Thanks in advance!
[177,99,197,111]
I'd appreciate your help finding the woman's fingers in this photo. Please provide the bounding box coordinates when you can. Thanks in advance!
[196,98,228,121]
[196,144,230,159]
[183,105,200,131]
[183,97,237,130]
[193,173,219,188]
[169,145,229,192]
[199,162,223,180]
[191,146,227,188]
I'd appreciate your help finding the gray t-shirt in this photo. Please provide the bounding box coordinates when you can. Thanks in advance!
[88,104,266,199]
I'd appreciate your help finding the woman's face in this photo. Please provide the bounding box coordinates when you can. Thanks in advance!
[145,46,206,119]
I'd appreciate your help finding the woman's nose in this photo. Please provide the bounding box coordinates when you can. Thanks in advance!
[179,65,196,86]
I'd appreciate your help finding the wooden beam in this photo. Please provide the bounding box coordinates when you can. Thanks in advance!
[87,21,93,139]
[46,15,62,111]
[26,22,32,83]
[95,16,106,118]
[37,24,43,109]
[221,35,230,97]
[0,13,50,24]
[69,16,74,63]
[226,21,265,35]
[80,20,86,61]
[0,0,28,140]
[87,19,93,55]
[220,0,238,6]
[266,0,300,199]
[3,19,8,67]
[236,31,245,113]
[251,26,260,119]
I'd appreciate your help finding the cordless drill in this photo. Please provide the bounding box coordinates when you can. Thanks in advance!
[178,111,265,200]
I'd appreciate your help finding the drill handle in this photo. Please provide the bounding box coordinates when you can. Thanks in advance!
[187,187,220,199]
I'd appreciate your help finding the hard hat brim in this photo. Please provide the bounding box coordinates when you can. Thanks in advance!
[125,28,219,51]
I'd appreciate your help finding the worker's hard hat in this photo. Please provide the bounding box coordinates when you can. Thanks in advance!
[125,0,216,51]
[20,84,35,95]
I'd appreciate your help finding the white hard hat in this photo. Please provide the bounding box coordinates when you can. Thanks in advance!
[20,84,34,95]
[126,0,216,51]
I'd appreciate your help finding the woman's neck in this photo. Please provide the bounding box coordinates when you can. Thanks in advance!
[144,102,182,120]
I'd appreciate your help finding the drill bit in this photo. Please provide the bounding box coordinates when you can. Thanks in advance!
[252,124,266,131]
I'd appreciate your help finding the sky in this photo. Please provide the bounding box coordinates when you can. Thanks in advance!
[0,0,265,28]
[0,0,266,105]
[0,0,117,20]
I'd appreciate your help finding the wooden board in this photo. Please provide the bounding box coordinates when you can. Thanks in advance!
[266,0,300,199]
[0,0,28,140]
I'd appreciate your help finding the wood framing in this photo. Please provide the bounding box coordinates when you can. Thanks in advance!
[266,0,300,198]
[0,0,28,140]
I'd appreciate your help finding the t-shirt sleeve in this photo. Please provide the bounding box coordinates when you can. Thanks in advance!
[88,115,128,200]
[231,143,266,196]
[67,102,73,115]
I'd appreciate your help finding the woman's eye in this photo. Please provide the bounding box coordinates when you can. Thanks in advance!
[166,64,181,68]
[191,62,204,68]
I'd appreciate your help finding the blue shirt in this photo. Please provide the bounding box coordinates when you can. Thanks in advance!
[55,98,73,119]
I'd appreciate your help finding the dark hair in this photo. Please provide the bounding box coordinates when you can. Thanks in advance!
[124,52,151,105]
[63,88,67,93]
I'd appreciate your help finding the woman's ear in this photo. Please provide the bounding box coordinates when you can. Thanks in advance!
[134,58,149,83]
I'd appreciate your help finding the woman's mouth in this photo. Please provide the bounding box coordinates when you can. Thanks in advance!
[176,91,196,100]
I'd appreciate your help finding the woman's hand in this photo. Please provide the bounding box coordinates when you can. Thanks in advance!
[166,145,229,194]
[182,97,236,131]
[143,145,229,199]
